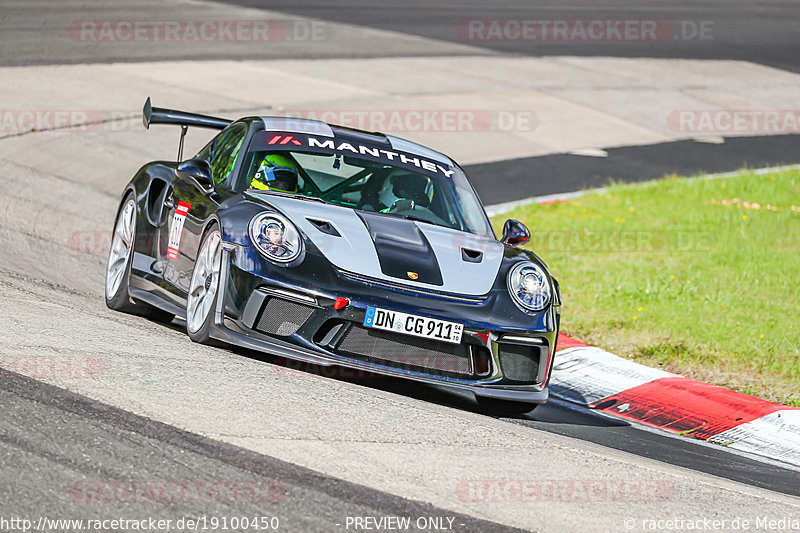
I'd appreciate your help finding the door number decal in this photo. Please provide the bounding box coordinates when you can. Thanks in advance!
[167,201,192,260]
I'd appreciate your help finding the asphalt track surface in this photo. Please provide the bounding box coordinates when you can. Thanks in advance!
[342,374,800,498]
[5,0,800,73]
[223,0,800,73]
[2,1,800,531]
[466,134,800,205]
[0,370,518,533]
[4,0,800,204]
[2,358,798,530]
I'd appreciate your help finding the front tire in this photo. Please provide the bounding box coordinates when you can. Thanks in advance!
[186,225,222,344]
[105,193,175,323]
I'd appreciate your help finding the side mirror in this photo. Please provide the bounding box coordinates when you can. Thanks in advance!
[501,219,530,247]
[176,159,214,194]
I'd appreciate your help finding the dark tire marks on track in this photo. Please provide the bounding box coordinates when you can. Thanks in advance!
[223,0,800,73]
[465,134,800,205]
[0,368,523,533]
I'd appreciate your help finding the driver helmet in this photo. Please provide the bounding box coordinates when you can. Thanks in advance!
[378,174,434,210]
[250,154,299,193]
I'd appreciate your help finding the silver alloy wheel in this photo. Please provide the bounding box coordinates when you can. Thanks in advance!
[187,229,222,334]
[105,198,135,300]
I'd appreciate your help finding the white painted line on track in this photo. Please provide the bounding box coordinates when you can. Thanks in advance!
[485,163,800,218]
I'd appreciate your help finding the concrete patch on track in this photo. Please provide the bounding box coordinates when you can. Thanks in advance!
[0,0,490,66]
[1,56,799,168]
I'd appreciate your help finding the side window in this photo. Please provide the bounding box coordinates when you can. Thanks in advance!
[208,124,246,185]
[196,141,212,162]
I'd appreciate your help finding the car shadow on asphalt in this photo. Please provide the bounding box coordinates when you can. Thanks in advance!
[151,319,800,498]
[156,316,627,426]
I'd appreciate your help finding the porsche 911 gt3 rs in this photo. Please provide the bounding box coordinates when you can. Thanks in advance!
[105,98,561,414]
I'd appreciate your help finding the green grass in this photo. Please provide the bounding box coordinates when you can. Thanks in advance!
[493,168,800,407]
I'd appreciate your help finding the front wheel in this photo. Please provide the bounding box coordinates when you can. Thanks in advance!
[105,195,138,310]
[105,194,174,323]
[186,225,222,344]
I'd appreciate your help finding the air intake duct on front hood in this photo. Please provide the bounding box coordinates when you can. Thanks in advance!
[356,211,444,286]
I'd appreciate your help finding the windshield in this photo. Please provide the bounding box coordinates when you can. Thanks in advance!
[236,136,493,237]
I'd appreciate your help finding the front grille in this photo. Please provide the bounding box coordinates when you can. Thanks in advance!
[498,343,543,383]
[255,298,314,336]
[336,325,473,377]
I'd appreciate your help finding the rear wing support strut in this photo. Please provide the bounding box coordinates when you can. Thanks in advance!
[142,97,232,161]
[178,125,188,162]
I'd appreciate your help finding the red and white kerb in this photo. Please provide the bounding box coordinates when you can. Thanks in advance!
[552,334,800,467]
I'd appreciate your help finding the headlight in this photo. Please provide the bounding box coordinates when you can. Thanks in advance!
[507,262,551,311]
[249,212,303,263]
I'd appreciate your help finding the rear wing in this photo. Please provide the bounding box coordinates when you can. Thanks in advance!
[142,97,233,160]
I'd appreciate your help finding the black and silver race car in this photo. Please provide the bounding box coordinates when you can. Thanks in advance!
[105,98,561,413]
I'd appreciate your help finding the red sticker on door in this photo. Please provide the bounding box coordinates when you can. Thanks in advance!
[166,201,191,260]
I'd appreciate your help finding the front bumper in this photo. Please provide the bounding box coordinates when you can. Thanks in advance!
[211,247,559,404]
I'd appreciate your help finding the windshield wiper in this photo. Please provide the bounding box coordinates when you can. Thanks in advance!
[286,194,328,204]
[386,212,432,224]
[249,190,329,204]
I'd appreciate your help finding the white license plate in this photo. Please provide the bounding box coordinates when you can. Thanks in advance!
[363,307,463,344]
